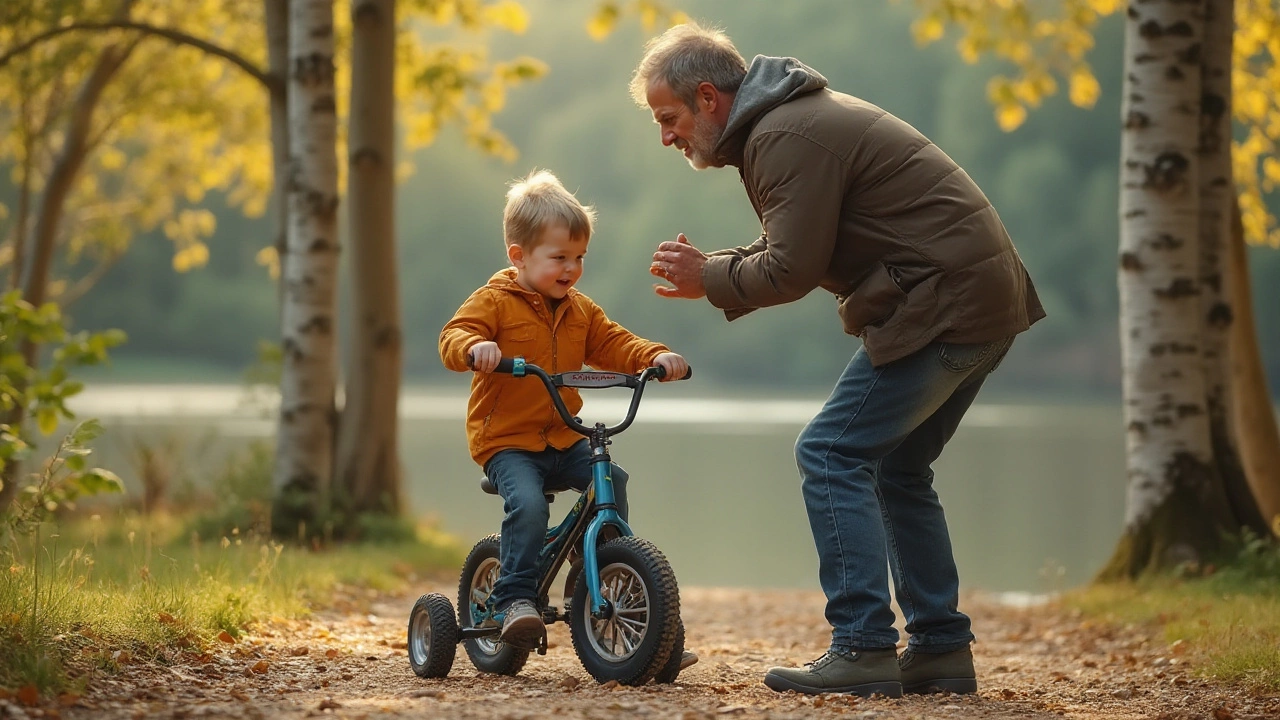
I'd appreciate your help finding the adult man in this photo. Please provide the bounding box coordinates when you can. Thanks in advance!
[632,22,1044,698]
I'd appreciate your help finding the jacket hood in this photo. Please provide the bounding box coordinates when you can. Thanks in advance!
[485,267,580,300]
[486,267,524,291]
[714,55,828,166]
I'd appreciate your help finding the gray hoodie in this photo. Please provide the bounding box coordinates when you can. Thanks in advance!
[714,55,828,167]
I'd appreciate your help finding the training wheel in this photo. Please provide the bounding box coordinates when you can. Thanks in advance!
[408,592,460,678]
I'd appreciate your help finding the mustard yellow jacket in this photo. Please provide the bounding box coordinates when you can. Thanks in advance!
[440,268,670,467]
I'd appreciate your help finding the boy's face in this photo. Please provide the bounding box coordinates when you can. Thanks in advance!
[509,223,588,300]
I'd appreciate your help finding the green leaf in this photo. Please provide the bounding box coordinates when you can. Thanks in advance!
[75,469,125,496]
[70,419,104,444]
[36,407,58,436]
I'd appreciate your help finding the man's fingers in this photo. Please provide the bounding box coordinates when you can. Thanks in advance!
[676,233,689,245]
[654,284,679,298]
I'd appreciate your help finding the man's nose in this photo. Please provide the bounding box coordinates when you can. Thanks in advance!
[661,129,676,147]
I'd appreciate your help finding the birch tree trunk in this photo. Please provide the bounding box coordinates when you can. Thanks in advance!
[274,0,340,537]
[336,0,404,520]
[1099,0,1231,579]
[265,0,290,305]
[1227,198,1280,537]
[1196,0,1266,535]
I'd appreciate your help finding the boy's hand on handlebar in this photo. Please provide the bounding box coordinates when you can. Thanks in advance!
[468,341,501,373]
[652,352,688,382]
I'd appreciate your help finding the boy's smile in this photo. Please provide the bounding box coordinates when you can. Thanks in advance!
[510,224,588,300]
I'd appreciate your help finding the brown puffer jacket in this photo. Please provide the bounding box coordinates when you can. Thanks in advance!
[702,55,1045,366]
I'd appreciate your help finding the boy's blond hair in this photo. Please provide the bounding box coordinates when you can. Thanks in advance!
[503,170,596,249]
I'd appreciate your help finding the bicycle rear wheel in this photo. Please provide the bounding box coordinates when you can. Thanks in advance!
[458,534,531,675]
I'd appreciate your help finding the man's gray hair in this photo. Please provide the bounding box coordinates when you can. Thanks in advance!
[629,21,747,109]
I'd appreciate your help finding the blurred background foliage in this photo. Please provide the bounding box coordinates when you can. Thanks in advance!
[25,0,1279,397]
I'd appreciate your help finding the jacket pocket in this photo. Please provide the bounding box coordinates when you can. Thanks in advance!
[561,320,588,343]
[499,321,539,359]
[837,262,907,335]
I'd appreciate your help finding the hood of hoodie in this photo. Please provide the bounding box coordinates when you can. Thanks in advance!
[713,55,828,167]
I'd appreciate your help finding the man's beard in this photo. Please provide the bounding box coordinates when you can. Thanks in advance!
[684,112,724,170]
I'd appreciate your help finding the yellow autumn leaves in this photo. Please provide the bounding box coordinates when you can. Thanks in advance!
[911,0,1106,131]
[909,0,1280,247]
[586,1,688,42]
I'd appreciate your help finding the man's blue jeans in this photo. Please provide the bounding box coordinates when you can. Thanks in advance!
[795,336,1013,654]
[483,439,629,612]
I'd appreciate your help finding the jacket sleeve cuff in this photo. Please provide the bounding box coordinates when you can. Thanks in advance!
[703,255,756,317]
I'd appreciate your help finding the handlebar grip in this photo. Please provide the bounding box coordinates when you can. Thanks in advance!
[466,353,517,373]
[655,365,694,381]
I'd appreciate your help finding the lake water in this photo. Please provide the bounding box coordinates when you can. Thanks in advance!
[72,384,1126,594]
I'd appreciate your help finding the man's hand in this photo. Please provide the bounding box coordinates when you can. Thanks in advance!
[650,233,708,299]
[652,352,689,381]
[468,341,501,373]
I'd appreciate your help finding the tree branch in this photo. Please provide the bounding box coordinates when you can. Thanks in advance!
[0,21,278,92]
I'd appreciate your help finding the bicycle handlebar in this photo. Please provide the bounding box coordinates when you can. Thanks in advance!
[492,357,692,381]
[477,356,691,437]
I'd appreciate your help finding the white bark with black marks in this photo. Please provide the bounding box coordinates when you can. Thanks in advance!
[1196,0,1266,533]
[1117,0,1216,533]
[275,0,340,523]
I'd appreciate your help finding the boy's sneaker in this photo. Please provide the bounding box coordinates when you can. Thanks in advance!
[898,646,978,695]
[763,649,902,697]
[679,650,699,671]
[499,599,545,649]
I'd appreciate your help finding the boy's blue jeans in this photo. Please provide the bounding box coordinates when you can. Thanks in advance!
[796,336,1013,654]
[483,439,629,612]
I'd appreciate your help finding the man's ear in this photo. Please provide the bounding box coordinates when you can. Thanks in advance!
[506,243,524,268]
[697,81,718,114]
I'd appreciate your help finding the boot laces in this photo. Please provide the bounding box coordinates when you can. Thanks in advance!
[806,651,851,670]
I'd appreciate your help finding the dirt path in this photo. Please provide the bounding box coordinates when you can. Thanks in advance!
[22,581,1279,720]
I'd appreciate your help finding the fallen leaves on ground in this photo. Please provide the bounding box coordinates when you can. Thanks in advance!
[6,585,1277,720]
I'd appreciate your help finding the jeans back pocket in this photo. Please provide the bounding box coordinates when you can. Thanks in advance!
[938,336,1013,373]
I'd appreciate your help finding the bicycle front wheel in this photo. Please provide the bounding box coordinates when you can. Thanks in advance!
[569,536,681,686]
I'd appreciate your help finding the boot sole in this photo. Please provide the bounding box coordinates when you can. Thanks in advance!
[499,615,546,649]
[903,677,978,695]
[764,673,903,698]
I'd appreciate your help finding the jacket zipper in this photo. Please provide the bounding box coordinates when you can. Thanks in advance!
[543,299,562,442]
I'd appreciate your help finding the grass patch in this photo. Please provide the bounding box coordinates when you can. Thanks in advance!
[0,513,464,700]
[1065,537,1280,693]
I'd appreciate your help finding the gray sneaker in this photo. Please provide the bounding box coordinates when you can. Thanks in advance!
[764,649,902,697]
[499,599,545,649]
[679,650,699,671]
[899,646,978,694]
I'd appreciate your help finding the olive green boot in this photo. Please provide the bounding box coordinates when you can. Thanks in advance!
[898,646,978,695]
[763,649,902,697]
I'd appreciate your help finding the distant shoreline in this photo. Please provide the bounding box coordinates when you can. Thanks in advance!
[70,384,1119,428]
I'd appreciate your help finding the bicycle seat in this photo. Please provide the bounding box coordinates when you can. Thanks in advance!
[479,476,556,503]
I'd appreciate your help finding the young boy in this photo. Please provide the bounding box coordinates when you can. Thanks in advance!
[439,169,689,650]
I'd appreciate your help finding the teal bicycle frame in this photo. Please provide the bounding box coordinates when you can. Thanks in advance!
[499,356,676,620]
